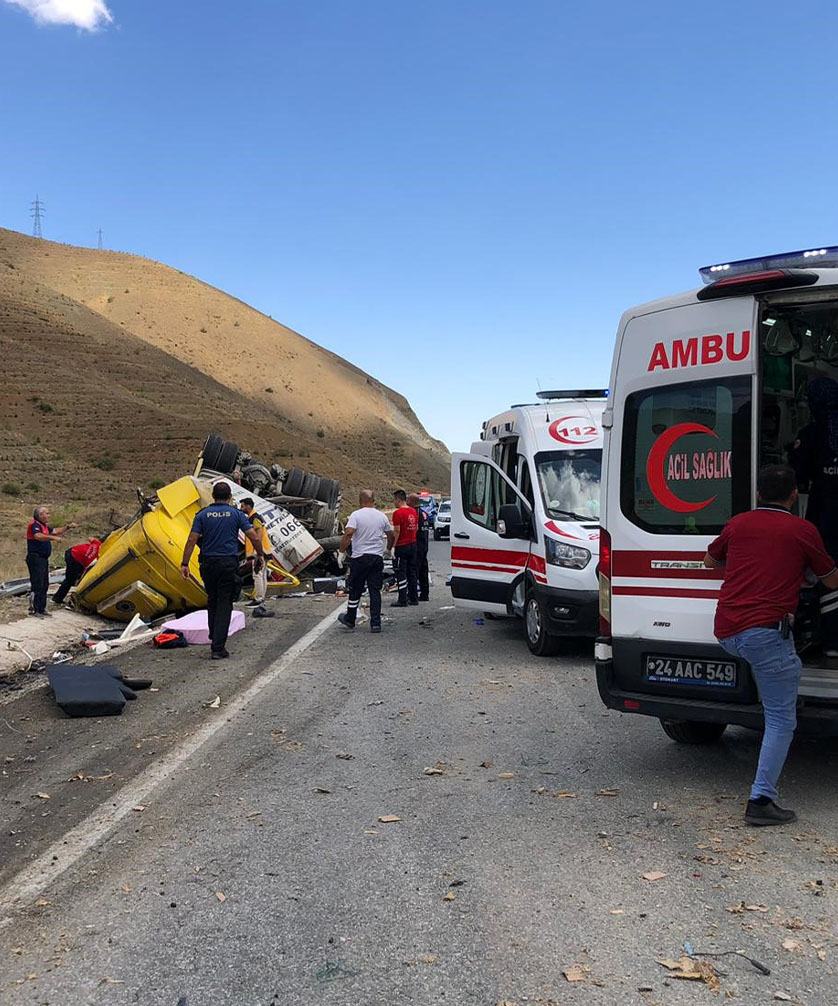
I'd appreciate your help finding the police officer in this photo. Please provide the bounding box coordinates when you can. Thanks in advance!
[26,506,77,617]
[408,493,430,602]
[181,482,266,659]
[790,376,838,657]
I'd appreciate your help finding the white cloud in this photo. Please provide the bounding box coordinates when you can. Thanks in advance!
[4,0,113,30]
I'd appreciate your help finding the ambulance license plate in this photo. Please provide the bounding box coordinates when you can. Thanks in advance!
[643,655,738,689]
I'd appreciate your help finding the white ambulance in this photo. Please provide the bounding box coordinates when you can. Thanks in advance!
[598,247,838,742]
[449,392,606,653]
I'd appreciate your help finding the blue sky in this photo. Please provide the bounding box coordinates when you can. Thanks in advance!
[1,1,835,452]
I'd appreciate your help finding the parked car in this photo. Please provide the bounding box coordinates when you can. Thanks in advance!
[433,499,451,540]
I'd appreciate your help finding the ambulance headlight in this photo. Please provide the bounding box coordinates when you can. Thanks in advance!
[545,539,591,569]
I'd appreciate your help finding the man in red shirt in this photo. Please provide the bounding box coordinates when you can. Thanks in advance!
[391,489,419,607]
[53,538,102,605]
[705,465,838,826]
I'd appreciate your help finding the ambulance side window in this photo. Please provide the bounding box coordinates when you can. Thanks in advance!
[460,460,517,531]
[620,376,751,535]
[519,459,535,509]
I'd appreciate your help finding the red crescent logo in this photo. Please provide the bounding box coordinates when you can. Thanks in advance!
[548,416,599,445]
[646,423,718,514]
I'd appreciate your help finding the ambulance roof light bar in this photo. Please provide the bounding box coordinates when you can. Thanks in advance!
[535,389,609,401]
[699,246,838,285]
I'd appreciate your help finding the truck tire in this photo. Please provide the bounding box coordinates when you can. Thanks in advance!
[523,591,561,656]
[216,441,239,474]
[283,467,305,496]
[201,435,224,470]
[660,719,727,744]
[316,477,340,510]
[301,472,321,499]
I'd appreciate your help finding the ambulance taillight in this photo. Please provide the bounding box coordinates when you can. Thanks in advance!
[598,528,611,638]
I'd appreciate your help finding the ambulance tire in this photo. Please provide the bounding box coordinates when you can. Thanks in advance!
[283,467,305,497]
[659,719,727,745]
[523,591,561,656]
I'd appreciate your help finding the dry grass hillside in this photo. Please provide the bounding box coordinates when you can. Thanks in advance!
[0,228,449,580]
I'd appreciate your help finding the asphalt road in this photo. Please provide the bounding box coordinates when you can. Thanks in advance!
[1,540,838,1005]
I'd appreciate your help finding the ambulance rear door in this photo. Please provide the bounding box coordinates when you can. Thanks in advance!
[449,452,534,614]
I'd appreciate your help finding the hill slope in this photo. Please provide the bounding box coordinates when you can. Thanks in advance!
[0,228,449,578]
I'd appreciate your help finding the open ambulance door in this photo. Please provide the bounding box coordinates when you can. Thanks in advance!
[449,452,534,614]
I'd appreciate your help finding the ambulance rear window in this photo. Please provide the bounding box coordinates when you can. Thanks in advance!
[620,376,751,535]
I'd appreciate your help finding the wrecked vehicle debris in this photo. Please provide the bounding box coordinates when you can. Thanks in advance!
[71,435,343,622]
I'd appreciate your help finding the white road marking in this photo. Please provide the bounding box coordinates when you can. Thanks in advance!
[0,605,341,918]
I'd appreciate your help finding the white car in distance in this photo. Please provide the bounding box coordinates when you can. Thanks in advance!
[433,499,452,540]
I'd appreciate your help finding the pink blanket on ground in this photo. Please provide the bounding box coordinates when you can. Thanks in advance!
[160,610,245,645]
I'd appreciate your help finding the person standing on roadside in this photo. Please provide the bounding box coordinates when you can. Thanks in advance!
[391,489,419,606]
[705,465,838,826]
[26,506,77,617]
[53,537,101,606]
[408,493,431,602]
[239,498,274,607]
[181,481,266,659]
[337,490,393,633]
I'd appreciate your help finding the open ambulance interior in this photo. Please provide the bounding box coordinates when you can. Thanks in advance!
[759,292,838,667]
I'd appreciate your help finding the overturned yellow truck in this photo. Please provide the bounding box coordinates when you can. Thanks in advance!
[74,472,325,623]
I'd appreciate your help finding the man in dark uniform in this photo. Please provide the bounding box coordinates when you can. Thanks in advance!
[408,493,430,602]
[26,506,77,617]
[789,377,838,656]
[181,481,266,659]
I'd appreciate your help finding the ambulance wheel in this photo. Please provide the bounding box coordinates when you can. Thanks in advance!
[524,592,561,656]
[660,719,727,744]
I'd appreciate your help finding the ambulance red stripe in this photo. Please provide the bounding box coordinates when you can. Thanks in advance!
[613,550,723,579]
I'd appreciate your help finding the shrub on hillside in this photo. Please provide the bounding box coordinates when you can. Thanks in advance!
[2,483,21,496]
[94,457,116,471]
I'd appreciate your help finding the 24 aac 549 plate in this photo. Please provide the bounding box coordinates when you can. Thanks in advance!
[643,655,738,689]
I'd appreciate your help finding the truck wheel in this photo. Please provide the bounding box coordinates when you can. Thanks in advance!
[284,467,305,496]
[201,434,224,470]
[524,592,561,656]
[301,472,321,499]
[216,441,239,474]
[660,719,727,744]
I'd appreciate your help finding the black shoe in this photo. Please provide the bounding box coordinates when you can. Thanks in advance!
[419,596,429,602]
[408,600,419,606]
[391,600,407,608]
[745,799,797,827]
[246,598,264,607]
[370,623,381,634]
[337,613,356,630]
[210,650,224,660]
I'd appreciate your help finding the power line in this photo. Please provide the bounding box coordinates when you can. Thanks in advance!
[31,195,45,239]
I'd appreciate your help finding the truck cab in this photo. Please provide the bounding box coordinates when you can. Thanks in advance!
[449,391,606,654]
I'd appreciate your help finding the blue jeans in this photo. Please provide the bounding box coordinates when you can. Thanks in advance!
[718,628,801,802]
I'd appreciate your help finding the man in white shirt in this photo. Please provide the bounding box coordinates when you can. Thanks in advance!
[337,490,394,633]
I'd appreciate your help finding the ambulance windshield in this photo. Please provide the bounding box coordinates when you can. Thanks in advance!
[534,450,601,522]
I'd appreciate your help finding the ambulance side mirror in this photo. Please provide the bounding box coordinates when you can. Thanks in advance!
[497,503,530,539]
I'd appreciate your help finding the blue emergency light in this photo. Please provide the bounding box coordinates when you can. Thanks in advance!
[700,247,838,284]
[536,389,609,400]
